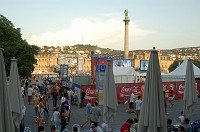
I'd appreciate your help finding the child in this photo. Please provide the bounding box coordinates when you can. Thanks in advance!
[34,94,40,118]
[37,112,42,127]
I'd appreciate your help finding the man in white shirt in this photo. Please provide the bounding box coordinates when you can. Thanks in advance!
[67,89,74,104]
[27,85,33,105]
[178,111,185,124]
[128,91,135,113]
[135,96,142,118]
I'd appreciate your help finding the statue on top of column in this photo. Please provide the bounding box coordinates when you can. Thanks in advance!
[124,9,129,20]
[124,9,128,17]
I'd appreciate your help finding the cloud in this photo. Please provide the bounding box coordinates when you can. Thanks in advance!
[27,14,155,50]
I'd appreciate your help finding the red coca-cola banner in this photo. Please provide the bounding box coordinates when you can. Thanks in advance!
[117,82,177,104]
[162,82,176,98]
[81,81,200,105]
[175,81,200,100]
[81,85,98,105]
[117,83,144,104]
[175,81,185,100]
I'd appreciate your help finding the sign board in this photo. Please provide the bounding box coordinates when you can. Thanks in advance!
[60,64,68,79]
[78,57,84,75]
[98,90,104,105]
[91,54,112,90]
[96,64,106,90]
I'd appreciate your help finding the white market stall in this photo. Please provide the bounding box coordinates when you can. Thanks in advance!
[162,57,200,82]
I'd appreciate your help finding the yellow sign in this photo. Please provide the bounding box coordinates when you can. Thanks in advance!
[98,90,104,105]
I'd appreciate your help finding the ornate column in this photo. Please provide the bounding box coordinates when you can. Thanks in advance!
[123,9,130,59]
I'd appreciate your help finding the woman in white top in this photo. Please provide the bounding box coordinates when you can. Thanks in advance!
[51,107,60,131]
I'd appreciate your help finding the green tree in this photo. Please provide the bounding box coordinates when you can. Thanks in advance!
[168,59,183,72]
[0,15,39,78]
[192,59,200,68]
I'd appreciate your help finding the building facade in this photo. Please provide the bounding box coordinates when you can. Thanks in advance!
[132,51,175,73]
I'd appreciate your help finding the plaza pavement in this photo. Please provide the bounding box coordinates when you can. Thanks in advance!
[23,96,200,132]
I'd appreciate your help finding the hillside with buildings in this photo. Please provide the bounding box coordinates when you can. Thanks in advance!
[33,45,200,75]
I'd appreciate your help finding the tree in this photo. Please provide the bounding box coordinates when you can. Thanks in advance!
[0,15,39,78]
[192,59,200,68]
[168,59,183,72]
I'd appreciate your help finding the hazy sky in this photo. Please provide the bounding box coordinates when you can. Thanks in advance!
[1,0,200,50]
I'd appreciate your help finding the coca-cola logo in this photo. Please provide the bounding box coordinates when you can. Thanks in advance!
[120,86,139,93]
[85,88,98,95]
[178,84,185,90]
[162,84,167,91]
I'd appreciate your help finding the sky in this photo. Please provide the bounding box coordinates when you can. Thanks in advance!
[1,0,200,50]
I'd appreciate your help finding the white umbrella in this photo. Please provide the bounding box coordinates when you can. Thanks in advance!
[103,59,118,131]
[138,47,166,132]
[183,60,198,117]
[9,57,24,130]
[0,48,15,132]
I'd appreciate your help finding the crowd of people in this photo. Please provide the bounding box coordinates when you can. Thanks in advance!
[20,78,200,132]
[120,89,200,132]
[21,77,79,132]
[21,77,105,132]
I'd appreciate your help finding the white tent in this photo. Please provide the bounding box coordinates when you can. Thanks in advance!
[113,67,137,75]
[113,67,137,83]
[162,57,200,82]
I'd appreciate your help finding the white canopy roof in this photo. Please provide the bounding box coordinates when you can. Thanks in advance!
[113,67,137,76]
[162,57,200,79]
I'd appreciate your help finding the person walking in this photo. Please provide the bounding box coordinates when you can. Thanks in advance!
[80,90,86,108]
[51,89,58,108]
[90,101,102,126]
[61,95,71,123]
[168,87,175,107]
[163,91,168,114]
[178,111,185,124]
[128,91,135,113]
[60,107,69,132]
[27,85,33,105]
[43,98,49,124]
[134,96,142,119]
[51,107,60,131]
[80,99,92,129]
